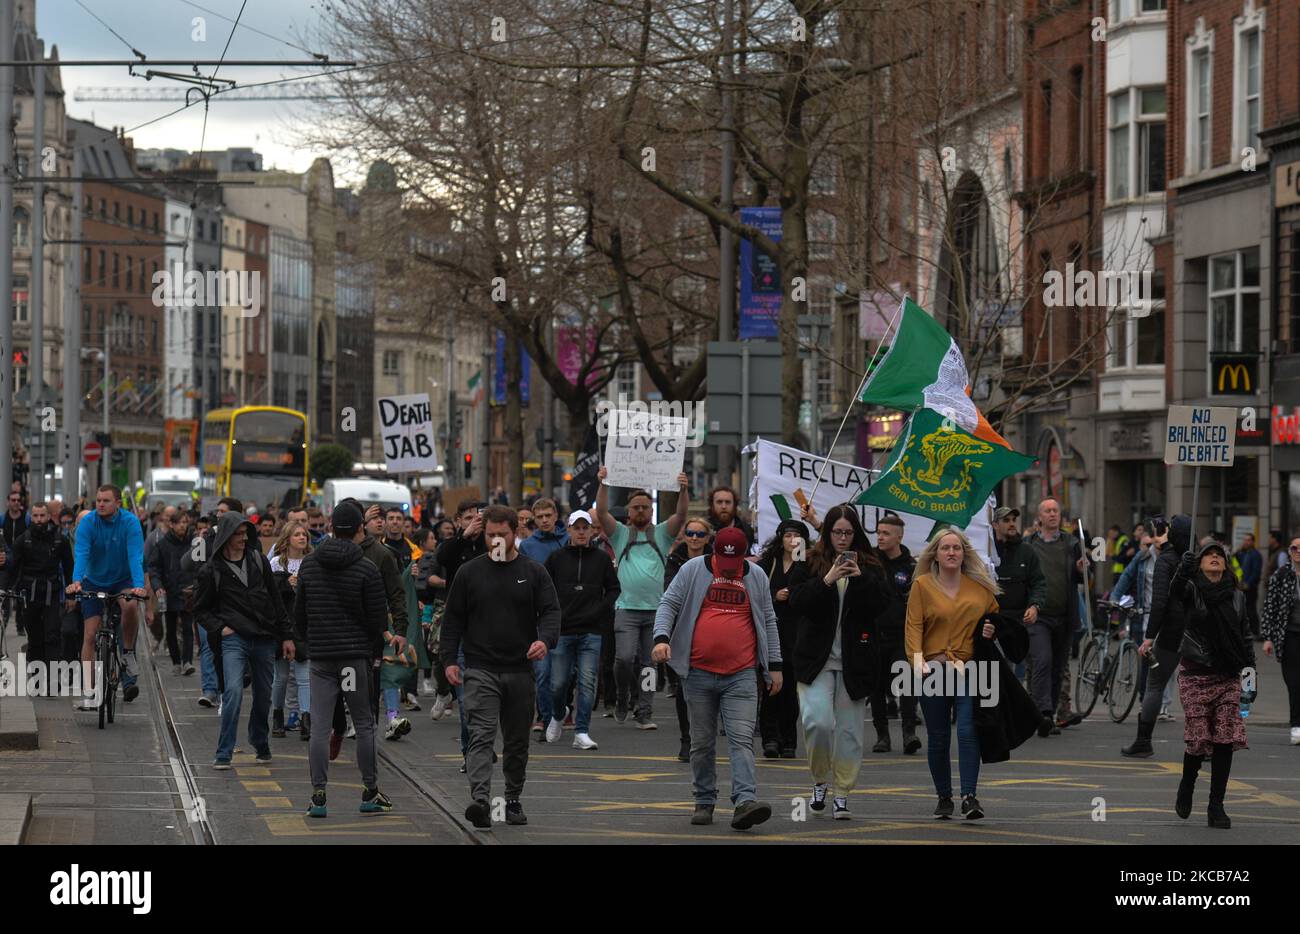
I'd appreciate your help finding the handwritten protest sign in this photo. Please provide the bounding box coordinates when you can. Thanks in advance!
[377,393,439,473]
[603,410,687,492]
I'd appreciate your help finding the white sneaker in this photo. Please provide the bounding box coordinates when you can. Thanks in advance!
[1290,727,1300,746]
[545,717,564,744]
[73,698,98,711]
[384,717,411,741]
[430,693,451,720]
[572,732,598,750]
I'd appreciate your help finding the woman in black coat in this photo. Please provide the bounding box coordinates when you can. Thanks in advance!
[788,504,888,820]
[1259,534,1300,744]
[756,519,809,759]
[1167,541,1255,829]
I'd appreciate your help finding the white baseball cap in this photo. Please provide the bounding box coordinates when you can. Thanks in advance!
[567,509,594,527]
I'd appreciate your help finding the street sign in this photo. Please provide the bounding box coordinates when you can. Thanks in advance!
[705,340,784,446]
[1163,405,1237,466]
[83,440,103,463]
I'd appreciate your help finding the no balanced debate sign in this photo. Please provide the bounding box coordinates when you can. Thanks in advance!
[1163,405,1237,467]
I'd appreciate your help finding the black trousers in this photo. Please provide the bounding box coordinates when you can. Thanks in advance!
[870,637,917,730]
[597,612,617,708]
[61,607,83,663]
[165,609,195,665]
[20,600,62,664]
[1281,643,1300,729]
[759,617,800,748]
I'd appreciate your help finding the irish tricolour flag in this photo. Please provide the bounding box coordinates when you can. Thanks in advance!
[860,297,1009,448]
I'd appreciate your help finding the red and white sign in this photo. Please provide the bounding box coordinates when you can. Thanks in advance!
[83,440,103,463]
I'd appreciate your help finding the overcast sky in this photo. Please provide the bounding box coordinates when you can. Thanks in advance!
[40,0,340,176]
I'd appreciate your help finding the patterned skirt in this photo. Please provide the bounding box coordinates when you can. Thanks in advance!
[1178,667,1248,757]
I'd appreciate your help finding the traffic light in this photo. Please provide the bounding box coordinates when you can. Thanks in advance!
[464,452,473,480]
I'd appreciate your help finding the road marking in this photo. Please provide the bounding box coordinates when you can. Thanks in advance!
[241,780,282,792]
[981,777,1102,789]
[236,768,271,778]
[262,813,425,837]
[251,796,292,808]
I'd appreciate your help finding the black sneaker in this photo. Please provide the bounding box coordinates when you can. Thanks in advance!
[123,683,139,703]
[810,783,829,812]
[690,805,714,825]
[934,796,954,819]
[306,789,326,818]
[465,799,492,829]
[504,800,527,825]
[1036,716,1054,738]
[677,738,690,762]
[255,750,273,763]
[961,795,984,820]
[614,701,628,724]
[360,788,393,813]
[730,800,772,830]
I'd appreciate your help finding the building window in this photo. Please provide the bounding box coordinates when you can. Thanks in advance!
[810,155,837,195]
[1111,88,1164,200]
[1069,67,1084,172]
[809,210,836,261]
[112,254,120,288]
[616,360,638,400]
[1190,47,1212,173]
[1209,249,1261,354]
[1234,12,1263,157]
[14,275,29,322]
[382,350,402,377]
[1107,271,1165,369]
[13,207,28,248]
[1040,81,1053,178]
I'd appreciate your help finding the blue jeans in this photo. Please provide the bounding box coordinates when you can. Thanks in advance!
[549,633,601,733]
[216,633,276,763]
[918,687,979,798]
[682,667,759,807]
[197,620,217,695]
[272,657,311,715]
[532,653,553,724]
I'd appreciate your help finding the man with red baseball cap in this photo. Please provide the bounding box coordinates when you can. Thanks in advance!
[652,526,784,831]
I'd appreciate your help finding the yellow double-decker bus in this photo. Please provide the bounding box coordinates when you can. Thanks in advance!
[203,406,310,510]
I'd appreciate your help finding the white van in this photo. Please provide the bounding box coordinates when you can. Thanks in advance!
[146,466,202,509]
[321,478,412,517]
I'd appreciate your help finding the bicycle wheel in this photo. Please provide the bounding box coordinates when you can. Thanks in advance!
[1109,642,1140,723]
[96,634,110,730]
[1075,637,1103,718]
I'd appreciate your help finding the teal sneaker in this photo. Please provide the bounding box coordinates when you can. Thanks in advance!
[360,788,393,813]
[306,789,327,819]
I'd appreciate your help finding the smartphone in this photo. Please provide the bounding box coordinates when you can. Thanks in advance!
[835,552,856,566]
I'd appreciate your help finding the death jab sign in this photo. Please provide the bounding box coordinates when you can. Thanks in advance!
[377,393,439,473]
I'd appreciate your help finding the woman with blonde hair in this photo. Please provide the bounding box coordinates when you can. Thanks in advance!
[906,527,999,820]
[270,520,313,740]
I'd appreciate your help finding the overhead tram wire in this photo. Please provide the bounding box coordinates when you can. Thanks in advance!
[169,0,328,60]
[74,0,147,62]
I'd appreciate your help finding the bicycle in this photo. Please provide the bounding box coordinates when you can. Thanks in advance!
[75,591,147,730]
[0,589,27,694]
[1075,599,1143,723]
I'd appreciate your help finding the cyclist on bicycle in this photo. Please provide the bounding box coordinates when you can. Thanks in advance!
[66,485,147,709]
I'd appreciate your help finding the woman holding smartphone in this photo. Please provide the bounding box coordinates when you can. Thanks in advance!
[906,529,1000,820]
[789,504,888,820]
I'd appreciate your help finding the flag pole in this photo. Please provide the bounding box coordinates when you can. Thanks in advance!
[809,294,907,502]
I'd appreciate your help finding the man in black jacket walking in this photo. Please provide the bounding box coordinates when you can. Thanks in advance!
[543,510,619,749]
[1125,514,1190,757]
[295,501,397,817]
[441,505,561,829]
[993,506,1050,736]
[870,512,920,754]
[436,501,487,590]
[9,501,73,665]
[192,512,294,769]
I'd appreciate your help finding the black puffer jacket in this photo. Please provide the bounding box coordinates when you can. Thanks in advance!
[293,537,388,660]
[876,545,916,646]
[1144,514,1192,653]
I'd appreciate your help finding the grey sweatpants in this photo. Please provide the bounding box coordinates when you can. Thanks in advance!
[614,608,657,719]
[1139,645,1180,725]
[464,668,534,803]
[309,657,377,792]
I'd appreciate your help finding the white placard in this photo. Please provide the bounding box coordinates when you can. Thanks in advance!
[752,438,995,568]
[1163,405,1237,467]
[377,393,439,473]
[602,411,687,492]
